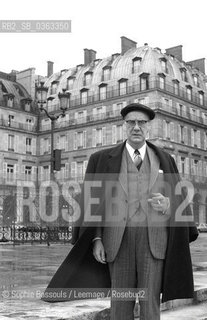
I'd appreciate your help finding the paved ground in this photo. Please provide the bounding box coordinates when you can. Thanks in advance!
[0,233,206,319]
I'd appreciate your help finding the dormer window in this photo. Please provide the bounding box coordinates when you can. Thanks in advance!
[186,85,192,100]
[84,71,93,86]
[198,90,204,106]
[118,78,128,95]
[158,73,166,90]
[4,93,14,107]
[193,74,199,87]
[67,77,74,90]
[80,88,89,105]
[102,66,111,81]
[172,79,179,95]
[99,83,107,100]
[51,80,59,94]
[21,98,32,112]
[160,58,168,73]
[180,67,187,82]
[139,73,149,91]
[132,57,142,73]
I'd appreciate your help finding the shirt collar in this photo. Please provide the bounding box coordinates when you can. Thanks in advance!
[126,141,147,161]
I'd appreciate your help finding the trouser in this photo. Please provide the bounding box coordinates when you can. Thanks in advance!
[108,227,164,320]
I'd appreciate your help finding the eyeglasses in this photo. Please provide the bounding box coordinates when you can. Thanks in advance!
[125,120,148,127]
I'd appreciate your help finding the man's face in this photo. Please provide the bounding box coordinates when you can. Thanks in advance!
[124,111,150,149]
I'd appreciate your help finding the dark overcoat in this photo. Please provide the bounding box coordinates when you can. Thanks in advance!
[43,141,198,303]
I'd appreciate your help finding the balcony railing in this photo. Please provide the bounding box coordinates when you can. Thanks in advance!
[0,118,37,132]
[42,76,207,116]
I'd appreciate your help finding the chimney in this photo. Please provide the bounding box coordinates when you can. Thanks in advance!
[47,61,54,77]
[121,36,137,55]
[165,45,183,61]
[84,49,97,66]
[186,58,205,74]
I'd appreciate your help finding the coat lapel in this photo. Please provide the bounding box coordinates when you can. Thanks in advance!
[147,145,160,190]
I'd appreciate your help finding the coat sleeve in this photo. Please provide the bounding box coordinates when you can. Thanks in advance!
[71,154,97,244]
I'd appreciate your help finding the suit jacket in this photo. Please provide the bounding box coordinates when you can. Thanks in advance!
[94,144,168,261]
[43,140,198,303]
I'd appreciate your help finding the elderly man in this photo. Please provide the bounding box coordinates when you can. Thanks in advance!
[44,103,198,320]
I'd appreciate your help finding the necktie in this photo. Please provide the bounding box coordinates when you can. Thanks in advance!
[133,149,142,170]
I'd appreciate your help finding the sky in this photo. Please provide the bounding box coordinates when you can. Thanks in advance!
[0,0,207,76]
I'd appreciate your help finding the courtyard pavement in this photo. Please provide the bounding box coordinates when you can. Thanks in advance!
[0,233,206,319]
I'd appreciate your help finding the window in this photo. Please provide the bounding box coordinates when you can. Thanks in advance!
[180,68,187,82]
[119,79,128,95]
[181,157,185,174]
[73,131,86,149]
[193,75,199,86]
[7,164,14,182]
[25,101,31,112]
[158,74,165,89]
[51,81,58,95]
[80,89,88,105]
[26,118,32,130]
[99,84,107,100]
[173,80,179,95]
[140,73,149,91]
[25,166,32,181]
[92,128,106,147]
[132,57,142,73]
[44,138,50,154]
[8,115,14,127]
[102,67,111,81]
[84,72,92,86]
[7,95,14,107]
[186,86,192,100]
[8,135,14,151]
[67,77,74,90]
[163,121,174,140]
[43,165,50,181]
[191,108,197,121]
[26,138,32,154]
[199,91,204,106]
[75,110,87,124]
[116,125,123,142]
[160,58,168,73]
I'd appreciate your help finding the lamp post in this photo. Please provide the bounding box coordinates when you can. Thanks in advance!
[36,82,70,179]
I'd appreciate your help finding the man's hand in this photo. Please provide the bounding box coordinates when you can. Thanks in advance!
[148,193,170,213]
[93,239,106,264]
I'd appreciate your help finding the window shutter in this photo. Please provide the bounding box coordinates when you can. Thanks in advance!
[48,138,51,153]
[163,120,167,139]
[102,127,106,145]
[198,160,202,177]
[170,123,174,141]
[15,164,20,180]
[83,131,87,148]
[14,136,19,153]
[21,165,25,181]
[184,127,188,145]
[92,129,96,147]
[190,159,195,175]
[32,166,37,181]
[73,132,77,150]
[178,125,181,143]
[65,163,69,178]
[112,125,117,144]
[22,136,26,154]
[185,158,190,174]
[3,162,7,179]
[71,162,77,179]
[177,155,182,173]
[83,160,88,176]
[32,139,36,155]
[191,129,194,146]
[197,131,201,148]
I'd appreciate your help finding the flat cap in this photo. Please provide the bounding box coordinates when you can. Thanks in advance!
[120,103,155,120]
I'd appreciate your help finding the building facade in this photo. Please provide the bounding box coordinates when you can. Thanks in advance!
[0,37,207,226]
